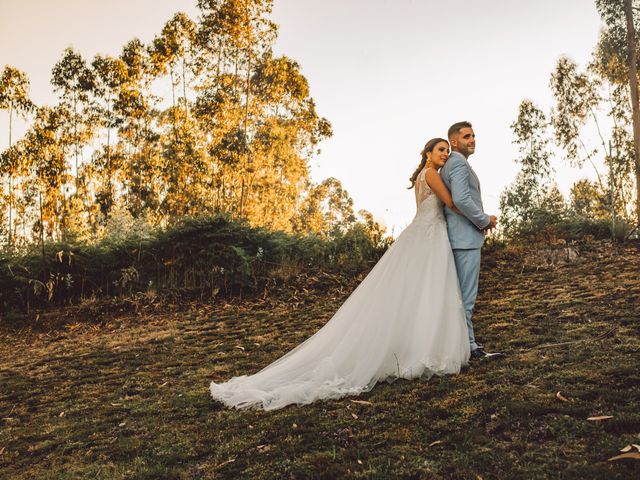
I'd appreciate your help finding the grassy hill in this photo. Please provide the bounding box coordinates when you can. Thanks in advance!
[1,240,639,479]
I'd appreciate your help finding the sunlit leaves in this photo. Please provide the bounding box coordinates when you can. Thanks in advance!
[0,66,35,117]
[594,0,640,84]
[0,1,339,249]
[549,53,635,233]
[550,56,601,165]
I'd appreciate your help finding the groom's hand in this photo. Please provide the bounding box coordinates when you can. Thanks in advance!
[485,215,498,235]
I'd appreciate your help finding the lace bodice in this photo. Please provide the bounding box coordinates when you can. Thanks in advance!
[414,167,445,223]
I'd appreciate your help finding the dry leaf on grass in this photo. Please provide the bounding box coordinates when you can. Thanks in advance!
[349,399,373,406]
[608,452,640,461]
[620,444,640,452]
[215,458,236,469]
[556,391,572,403]
[428,440,443,447]
[351,413,358,420]
[586,415,613,421]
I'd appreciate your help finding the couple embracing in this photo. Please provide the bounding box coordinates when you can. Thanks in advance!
[210,121,504,411]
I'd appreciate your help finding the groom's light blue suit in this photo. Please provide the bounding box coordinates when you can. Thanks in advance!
[440,151,490,351]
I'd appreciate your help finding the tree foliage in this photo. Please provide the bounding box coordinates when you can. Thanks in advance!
[549,54,635,235]
[594,0,640,227]
[500,100,553,234]
[0,1,379,255]
[0,65,35,251]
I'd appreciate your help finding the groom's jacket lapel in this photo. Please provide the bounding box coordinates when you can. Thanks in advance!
[468,164,481,192]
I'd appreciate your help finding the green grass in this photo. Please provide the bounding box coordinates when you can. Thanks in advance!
[1,241,639,479]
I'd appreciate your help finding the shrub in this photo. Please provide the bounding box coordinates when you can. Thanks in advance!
[0,214,390,313]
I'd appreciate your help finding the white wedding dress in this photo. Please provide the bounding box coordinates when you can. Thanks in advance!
[210,167,470,410]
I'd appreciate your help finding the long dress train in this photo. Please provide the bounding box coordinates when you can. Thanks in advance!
[209,167,470,410]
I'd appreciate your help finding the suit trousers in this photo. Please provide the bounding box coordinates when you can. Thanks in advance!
[452,248,481,350]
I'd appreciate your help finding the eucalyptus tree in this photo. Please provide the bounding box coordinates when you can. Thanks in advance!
[117,38,161,217]
[91,54,129,215]
[499,100,553,233]
[570,178,611,219]
[16,106,69,248]
[196,0,226,79]
[0,65,35,250]
[595,0,640,226]
[11,140,37,246]
[150,13,197,128]
[292,177,357,237]
[51,48,95,196]
[550,55,632,235]
[247,53,331,229]
[196,0,278,216]
[149,14,206,220]
[0,142,27,248]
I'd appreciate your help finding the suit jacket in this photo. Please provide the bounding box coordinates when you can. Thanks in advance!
[439,151,490,250]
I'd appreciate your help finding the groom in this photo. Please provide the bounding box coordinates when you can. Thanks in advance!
[440,121,502,360]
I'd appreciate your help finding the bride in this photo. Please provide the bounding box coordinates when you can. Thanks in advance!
[210,138,470,410]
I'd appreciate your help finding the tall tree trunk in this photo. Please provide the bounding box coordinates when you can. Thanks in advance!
[170,67,178,142]
[106,93,112,213]
[241,52,252,217]
[609,164,617,238]
[61,144,68,242]
[39,188,45,261]
[623,0,640,227]
[239,176,245,216]
[7,104,12,251]
[182,57,189,118]
[74,94,79,194]
[608,139,617,238]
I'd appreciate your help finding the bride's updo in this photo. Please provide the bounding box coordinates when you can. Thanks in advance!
[408,137,448,189]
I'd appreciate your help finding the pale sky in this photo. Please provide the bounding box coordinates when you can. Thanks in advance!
[0,0,605,236]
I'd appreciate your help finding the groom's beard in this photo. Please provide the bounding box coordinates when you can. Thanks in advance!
[454,147,474,158]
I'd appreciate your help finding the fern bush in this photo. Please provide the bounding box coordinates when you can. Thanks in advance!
[0,214,389,313]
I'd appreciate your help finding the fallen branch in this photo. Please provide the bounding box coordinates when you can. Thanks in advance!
[624,223,639,241]
[528,327,617,351]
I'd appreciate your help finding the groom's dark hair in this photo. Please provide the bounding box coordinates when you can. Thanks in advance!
[448,121,473,139]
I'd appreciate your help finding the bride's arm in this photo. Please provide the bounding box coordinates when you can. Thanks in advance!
[425,169,462,214]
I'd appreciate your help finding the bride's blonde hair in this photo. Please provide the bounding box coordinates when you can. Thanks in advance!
[408,137,448,189]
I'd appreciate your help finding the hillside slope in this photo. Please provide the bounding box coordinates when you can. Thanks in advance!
[1,241,639,479]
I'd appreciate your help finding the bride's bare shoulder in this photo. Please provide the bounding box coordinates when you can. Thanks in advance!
[424,167,441,180]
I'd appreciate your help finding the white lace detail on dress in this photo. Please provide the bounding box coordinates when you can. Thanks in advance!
[414,167,433,208]
[413,167,445,224]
